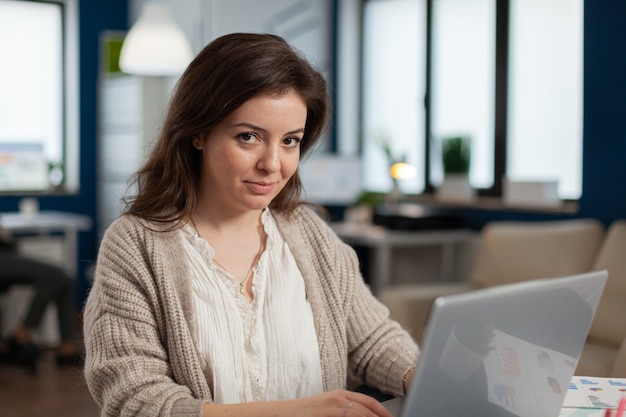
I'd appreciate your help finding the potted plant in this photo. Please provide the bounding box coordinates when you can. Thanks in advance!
[442,136,470,175]
[437,135,475,201]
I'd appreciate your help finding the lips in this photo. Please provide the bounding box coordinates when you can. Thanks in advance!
[245,181,277,194]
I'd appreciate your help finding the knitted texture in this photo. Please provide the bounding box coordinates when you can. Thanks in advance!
[83,206,419,417]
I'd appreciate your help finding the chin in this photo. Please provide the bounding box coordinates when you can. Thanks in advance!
[243,197,276,211]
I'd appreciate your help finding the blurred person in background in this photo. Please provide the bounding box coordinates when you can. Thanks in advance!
[0,229,81,371]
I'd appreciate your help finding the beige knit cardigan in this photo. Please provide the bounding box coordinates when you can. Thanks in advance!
[83,206,419,417]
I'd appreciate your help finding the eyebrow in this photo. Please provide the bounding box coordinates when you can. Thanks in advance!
[232,122,305,136]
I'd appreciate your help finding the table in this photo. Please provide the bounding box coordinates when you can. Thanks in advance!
[331,222,477,293]
[0,211,93,276]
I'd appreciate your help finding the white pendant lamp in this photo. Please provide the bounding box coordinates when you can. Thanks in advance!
[119,2,193,76]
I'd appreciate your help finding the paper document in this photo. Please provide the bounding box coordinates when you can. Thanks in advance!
[559,376,626,416]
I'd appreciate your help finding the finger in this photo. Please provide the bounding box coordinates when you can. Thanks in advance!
[340,400,353,417]
[345,392,394,417]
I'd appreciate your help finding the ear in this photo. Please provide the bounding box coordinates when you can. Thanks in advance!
[192,136,204,150]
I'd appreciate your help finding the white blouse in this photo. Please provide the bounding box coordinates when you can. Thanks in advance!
[180,209,324,403]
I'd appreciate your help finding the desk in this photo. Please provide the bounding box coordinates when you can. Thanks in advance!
[0,211,93,276]
[331,222,477,293]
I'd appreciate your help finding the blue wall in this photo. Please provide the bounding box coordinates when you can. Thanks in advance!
[579,0,626,225]
[1,0,625,304]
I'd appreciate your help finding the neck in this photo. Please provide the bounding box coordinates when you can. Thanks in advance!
[190,208,265,242]
[190,207,267,300]
[194,207,263,231]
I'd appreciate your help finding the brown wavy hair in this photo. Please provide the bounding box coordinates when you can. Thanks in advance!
[123,33,331,225]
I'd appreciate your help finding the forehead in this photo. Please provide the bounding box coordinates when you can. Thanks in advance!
[223,91,307,123]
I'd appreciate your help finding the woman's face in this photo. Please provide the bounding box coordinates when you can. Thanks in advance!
[193,90,307,215]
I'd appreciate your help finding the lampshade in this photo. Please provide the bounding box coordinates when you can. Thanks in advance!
[119,2,193,76]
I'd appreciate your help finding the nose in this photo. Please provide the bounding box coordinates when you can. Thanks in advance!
[257,143,281,173]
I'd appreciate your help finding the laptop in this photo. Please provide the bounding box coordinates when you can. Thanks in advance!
[385,270,608,417]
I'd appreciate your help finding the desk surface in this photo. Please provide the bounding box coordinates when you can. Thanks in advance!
[331,222,477,246]
[0,211,93,233]
[0,211,93,276]
[331,222,478,290]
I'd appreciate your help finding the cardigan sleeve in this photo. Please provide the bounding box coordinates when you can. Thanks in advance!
[344,256,420,396]
[83,216,207,417]
[326,219,419,396]
[279,207,419,397]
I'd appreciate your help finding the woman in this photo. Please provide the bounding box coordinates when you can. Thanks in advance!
[83,33,418,417]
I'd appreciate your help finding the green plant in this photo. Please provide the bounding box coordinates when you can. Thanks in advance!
[370,130,408,191]
[441,136,471,174]
[354,190,386,206]
[372,131,405,168]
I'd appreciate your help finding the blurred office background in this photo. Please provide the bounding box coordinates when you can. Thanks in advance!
[0,1,625,413]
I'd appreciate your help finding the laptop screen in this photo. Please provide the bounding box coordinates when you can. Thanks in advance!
[398,271,607,417]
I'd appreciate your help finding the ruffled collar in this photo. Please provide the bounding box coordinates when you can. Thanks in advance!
[181,208,275,268]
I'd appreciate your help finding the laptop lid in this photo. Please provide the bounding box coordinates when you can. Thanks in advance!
[398,270,607,417]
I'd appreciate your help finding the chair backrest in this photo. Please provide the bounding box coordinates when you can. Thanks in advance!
[470,218,605,288]
[588,220,626,346]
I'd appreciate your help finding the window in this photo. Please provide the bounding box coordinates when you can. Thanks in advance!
[361,0,426,194]
[430,0,495,188]
[507,0,583,199]
[357,0,583,201]
[0,0,79,193]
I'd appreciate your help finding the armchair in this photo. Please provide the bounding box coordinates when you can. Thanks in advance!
[378,218,605,344]
[576,220,626,377]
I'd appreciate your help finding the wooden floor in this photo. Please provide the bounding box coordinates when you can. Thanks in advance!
[0,349,100,417]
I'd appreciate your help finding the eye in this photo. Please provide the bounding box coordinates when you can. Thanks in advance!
[283,137,302,148]
[237,132,259,144]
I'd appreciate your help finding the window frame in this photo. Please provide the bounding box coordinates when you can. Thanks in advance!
[353,0,581,203]
[425,0,509,198]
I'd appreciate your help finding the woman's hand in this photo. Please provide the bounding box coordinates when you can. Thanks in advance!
[202,389,394,417]
[403,368,415,394]
[296,389,394,417]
